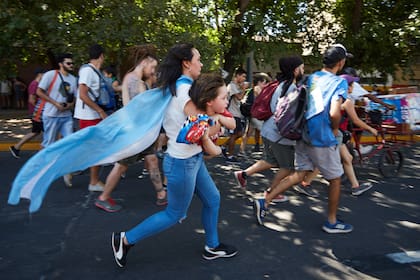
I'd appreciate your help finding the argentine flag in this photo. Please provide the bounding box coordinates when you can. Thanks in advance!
[8,76,192,212]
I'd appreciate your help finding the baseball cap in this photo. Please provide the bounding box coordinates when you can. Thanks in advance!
[323,44,353,65]
[340,74,359,85]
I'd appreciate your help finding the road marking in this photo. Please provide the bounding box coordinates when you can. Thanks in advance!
[386,250,420,264]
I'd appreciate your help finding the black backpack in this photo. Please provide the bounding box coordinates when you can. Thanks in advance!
[240,88,255,117]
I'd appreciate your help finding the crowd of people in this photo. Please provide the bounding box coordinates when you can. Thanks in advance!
[7,42,389,268]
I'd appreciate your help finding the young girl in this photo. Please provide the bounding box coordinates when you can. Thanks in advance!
[112,45,238,268]
[187,73,236,156]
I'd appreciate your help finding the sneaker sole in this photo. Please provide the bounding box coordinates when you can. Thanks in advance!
[293,185,319,198]
[272,196,289,203]
[95,201,121,213]
[233,172,246,189]
[322,226,353,234]
[351,185,373,196]
[9,147,20,159]
[202,251,238,260]
[253,200,263,225]
[111,233,125,268]
[89,186,104,192]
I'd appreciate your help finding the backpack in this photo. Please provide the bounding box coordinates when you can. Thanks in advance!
[239,88,254,117]
[85,64,116,111]
[273,85,308,140]
[250,80,280,120]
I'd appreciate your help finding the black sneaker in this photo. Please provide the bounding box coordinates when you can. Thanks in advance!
[253,144,260,152]
[226,156,239,164]
[112,232,132,268]
[202,243,238,260]
[9,146,20,159]
[221,146,228,159]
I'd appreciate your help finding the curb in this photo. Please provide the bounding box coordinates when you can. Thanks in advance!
[1,135,418,152]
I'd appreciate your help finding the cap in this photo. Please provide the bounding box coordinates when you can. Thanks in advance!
[323,44,353,65]
[340,74,359,85]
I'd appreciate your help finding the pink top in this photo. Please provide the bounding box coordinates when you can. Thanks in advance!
[27,80,39,114]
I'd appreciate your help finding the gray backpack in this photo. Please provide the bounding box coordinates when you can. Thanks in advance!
[273,86,308,140]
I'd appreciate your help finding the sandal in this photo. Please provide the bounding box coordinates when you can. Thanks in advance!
[155,188,168,206]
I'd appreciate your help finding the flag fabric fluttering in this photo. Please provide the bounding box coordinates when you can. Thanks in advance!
[8,76,193,213]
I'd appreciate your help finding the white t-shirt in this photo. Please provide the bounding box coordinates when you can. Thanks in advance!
[38,70,77,117]
[74,64,101,120]
[163,83,202,159]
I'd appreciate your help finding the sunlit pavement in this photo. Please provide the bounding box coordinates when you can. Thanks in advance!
[0,142,419,279]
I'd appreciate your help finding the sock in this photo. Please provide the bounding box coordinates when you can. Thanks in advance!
[242,171,248,179]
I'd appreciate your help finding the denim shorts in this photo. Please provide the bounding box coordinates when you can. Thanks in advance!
[41,116,73,147]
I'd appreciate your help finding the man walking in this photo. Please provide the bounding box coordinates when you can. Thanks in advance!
[74,44,108,191]
[37,53,77,186]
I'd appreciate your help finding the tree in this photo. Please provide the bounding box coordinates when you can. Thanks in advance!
[1,0,418,82]
[334,0,419,80]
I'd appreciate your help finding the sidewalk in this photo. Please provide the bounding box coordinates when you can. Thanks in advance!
[0,109,42,151]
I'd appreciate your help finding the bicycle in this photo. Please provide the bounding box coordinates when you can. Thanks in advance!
[350,110,408,178]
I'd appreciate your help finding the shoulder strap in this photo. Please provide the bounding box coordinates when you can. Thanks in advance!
[47,71,59,95]
[33,71,58,121]
[86,64,103,80]
[57,71,69,96]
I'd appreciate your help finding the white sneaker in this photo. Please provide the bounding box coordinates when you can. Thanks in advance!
[88,181,105,192]
[63,174,73,187]
[359,145,373,155]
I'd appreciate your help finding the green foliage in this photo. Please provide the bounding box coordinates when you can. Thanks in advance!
[335,0,420,79]
[0,0,418,81]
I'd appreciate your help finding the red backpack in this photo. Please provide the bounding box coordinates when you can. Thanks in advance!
[250,80,280,120]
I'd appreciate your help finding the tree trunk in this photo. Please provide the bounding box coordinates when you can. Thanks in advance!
[222,0,250,78]
[351,0,363,33]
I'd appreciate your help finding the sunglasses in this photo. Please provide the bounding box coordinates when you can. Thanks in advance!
[64,62,74,66]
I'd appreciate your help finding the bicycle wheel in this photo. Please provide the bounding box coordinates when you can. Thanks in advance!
[378,149,403,177]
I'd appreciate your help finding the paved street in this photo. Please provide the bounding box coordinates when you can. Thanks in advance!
[0,141,419,279]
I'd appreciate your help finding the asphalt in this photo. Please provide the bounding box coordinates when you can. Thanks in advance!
[0,109,419,280]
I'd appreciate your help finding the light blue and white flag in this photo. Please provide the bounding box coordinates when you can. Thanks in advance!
[8,76,193,213]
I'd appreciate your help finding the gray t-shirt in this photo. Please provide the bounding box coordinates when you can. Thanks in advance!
[227,81,243,118]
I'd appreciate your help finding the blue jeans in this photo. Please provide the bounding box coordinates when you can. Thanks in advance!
[125,152,221,248]
[42,115,73,147]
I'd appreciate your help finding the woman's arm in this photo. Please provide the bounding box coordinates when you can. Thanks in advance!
[343,99,378,136]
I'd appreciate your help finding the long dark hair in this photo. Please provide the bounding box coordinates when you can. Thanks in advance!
[277,55,303,96]
[157,43,194,96]
[189,73,225,112]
